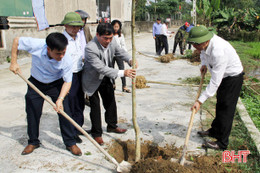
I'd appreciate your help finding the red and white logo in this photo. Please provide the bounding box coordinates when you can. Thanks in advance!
[222,150,250,163]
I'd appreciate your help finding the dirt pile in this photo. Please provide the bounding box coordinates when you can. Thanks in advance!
[108,140,242,173]
[136,75,150,89]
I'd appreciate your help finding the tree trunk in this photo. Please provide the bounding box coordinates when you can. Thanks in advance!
[131,0,141,162]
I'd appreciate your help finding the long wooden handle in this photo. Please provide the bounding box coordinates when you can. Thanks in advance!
[180,72,205,165]
[196,72,205,100]
[17,73,119,166]
[184,72,206,145]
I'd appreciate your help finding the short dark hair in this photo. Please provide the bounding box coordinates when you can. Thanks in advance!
[46,32,68,51]
[111,19,122,37]
[96,23,114,36]
[157,18,161,21]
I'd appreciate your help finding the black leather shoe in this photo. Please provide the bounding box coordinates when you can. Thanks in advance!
[107,127,127,134]
[198,130,210,137]
[74,135,82,143]
[203,141,222,150]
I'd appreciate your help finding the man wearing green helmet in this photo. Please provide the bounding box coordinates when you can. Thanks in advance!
[61,12,85,153]
[188,25,244,150]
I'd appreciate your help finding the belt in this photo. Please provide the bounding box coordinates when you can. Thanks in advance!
[231,72,244,78]
[224,72,244,79]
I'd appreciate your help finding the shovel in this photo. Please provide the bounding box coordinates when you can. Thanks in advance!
[179,72,205,166]
[17,72,131,173]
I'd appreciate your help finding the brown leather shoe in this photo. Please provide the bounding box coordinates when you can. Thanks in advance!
[197,130,210,137]
[203,141,222,150]
[66,145,82,156]
[21,144,40,155]
[107,127,127,134]
[94,137,104,146]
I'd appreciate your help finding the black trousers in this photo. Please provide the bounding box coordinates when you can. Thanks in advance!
[68,71,85,134]
[112,57,126,87]
[158,35,168,55]
[172,40,184,54]
[25,76,76,147]
[89,77,118,137]
[209,72,244,149]
[155,34,161,54]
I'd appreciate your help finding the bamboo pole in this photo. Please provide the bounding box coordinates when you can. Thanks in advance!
[131,0,141,162]
[147,80,205,87]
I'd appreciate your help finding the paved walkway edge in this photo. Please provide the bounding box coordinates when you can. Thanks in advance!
[237,98,260,154]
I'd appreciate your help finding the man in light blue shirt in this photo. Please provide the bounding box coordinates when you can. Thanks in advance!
[9,32,82,156]
[152,18,162,55]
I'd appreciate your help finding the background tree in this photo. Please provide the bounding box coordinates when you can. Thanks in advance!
[135,0,148,21]
[147,0,179,21]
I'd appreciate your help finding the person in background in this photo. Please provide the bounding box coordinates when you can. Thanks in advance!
[82,23,138,145]
[75,10,93,106]
[9,32,82,156]
[111,19,131,93]
[62,12,85,144]
[188,25,244,150]
[152,18,162,55]
[185,22,194,50]
[172,22,190,55]
[158,20,172,55]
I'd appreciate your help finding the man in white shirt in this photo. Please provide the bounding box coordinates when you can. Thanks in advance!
[61,12,85,144]
[158,20,172,55]
[75,10,93,107]
[188,25,244,150]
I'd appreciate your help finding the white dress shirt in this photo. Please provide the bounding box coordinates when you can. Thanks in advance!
[198,34,243,103]
[100,44,124,78]
[160,24,171,36]
[63,30,83,73]
[78,29,87,58]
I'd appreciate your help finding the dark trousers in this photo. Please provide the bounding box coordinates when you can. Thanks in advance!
[112,57,126,87]
[25,76,76,147]
[209,72,244,149]
[68,71,85,134]
[89,77,118,137]
[173,40,184,54]
[158,35,168,55]
[155,34,161,54]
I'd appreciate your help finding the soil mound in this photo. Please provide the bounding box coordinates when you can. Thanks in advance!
[108,140,242,173]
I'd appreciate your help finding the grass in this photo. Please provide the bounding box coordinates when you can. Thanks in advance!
[230,41,260,131]
[244,42,260,60]
[229,41,260,73]
[229,113,260,172]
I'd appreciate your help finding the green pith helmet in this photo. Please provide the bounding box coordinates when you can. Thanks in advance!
[61,12,84,26]
[187,25,214,44]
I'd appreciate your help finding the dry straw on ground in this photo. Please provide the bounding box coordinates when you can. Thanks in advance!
[154,53,178,63]
[136,75,149,89]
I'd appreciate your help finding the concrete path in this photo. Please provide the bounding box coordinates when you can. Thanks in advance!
[0,31,206,172]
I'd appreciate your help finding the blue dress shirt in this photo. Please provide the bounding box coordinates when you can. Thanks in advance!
[186,25,194,33]
[18,37,73,83]
[152,23,162,37]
